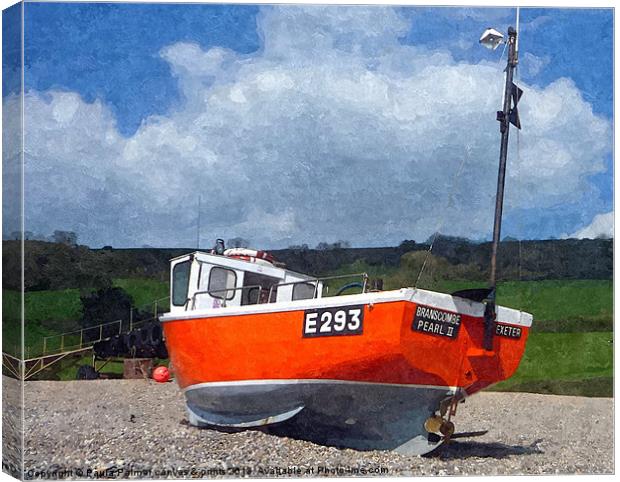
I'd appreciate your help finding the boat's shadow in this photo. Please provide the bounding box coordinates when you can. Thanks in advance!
[183,418,544,460]
[429,438,544,459]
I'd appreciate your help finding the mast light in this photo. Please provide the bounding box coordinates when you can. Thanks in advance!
[479,28,505,50]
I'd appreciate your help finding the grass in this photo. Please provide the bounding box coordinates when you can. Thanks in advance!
[3,290,61,354]
[2,279,170,356]
[432,279,613,326]
[113,278,169,312]
[324,261,612,330]
[5,273,611,331]
[2,272,613,397]
[3,279,169,324]
[320,260,398,296]
[3,288,82,325]
[33,354,171,381]
[488,332,613,397]
[490,377,613,398]
[323,262,614,397]
[2,318,57,357]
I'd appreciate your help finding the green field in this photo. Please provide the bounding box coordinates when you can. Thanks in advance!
[327,260,612,329]
[323,264,613,397]
[2,274,613,396]
[433,279,613,329]
[46,355,171,381]
[490,332,613,397]
[3,278,169,324]
[2,278,170,356]
[112,278,170,312]
[5,274,611,332]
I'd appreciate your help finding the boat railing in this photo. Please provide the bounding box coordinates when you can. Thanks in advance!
[267,272,369,301]
[188,284,272,309]
[187,273,368,310]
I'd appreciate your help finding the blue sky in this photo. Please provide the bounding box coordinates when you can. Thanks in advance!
[21,3,262,136]
[2,3,614,247]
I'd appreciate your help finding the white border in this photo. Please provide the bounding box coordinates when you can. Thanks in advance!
[184,377,460,392]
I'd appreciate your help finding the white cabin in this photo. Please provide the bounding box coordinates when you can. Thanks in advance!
[169,251,323,314]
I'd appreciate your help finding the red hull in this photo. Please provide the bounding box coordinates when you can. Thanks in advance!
[162,290,530,396]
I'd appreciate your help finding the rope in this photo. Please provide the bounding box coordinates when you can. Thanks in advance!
[514,62,525,307]
[414,153,470,288]
[498,40,508,66]
[415,34,518,290]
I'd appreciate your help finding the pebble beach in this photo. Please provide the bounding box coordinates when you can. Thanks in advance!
[1,376,613,478]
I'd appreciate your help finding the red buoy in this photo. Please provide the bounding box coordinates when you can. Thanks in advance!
[152,366,170,383]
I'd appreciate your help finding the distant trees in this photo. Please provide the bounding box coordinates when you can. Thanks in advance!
[80,287,133,331]
[288,243,309,251]
[1,236,614,294]
[4,229,78,244]
[424,232,470,245]
[398,240,418,252]
[400,251,485,287]
[52,230,77,245]
[315,240,351,250]
[79,286,158,339]
[2,239,187,291]
[2,239,112,291]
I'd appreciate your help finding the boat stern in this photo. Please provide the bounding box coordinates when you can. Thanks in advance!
[459,305,533,395]
[399,289,533,397]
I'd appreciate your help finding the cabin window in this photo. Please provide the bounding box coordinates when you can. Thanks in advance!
[292,282,316,301]
[209,267,237,300]
[172,261,191,306]
[241,272,280,305]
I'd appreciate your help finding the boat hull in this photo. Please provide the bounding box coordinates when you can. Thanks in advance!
[184,379,454,454]
[161,288,532,454]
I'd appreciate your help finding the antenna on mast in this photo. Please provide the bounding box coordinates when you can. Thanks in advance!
[515,7,520,55]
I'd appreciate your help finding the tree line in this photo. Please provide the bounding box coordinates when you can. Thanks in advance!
[2,236,612,293]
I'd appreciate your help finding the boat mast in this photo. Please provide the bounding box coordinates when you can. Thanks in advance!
[484,25,522,350]
[489,27,518,288]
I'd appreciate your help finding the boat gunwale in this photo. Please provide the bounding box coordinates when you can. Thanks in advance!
[160,287,533,327]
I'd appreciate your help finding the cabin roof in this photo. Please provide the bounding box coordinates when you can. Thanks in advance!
[169,250,314,280]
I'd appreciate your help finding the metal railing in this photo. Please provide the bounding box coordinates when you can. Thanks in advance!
[3,319,123,381]
[1,293,173,380]
[188,284,274,309]
[130,296,170,330]
[40,319,123,357]
[187,272,368,310]
[267,272,368,301]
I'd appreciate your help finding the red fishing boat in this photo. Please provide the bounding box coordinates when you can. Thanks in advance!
[161,24,531,454]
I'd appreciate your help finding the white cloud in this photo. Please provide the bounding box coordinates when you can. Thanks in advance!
[520,52,551,78]
[2,93,22,235]
[569,212,614,239]
[13,6,612,248]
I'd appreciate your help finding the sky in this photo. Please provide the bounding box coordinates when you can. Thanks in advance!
[2,2,614,248]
